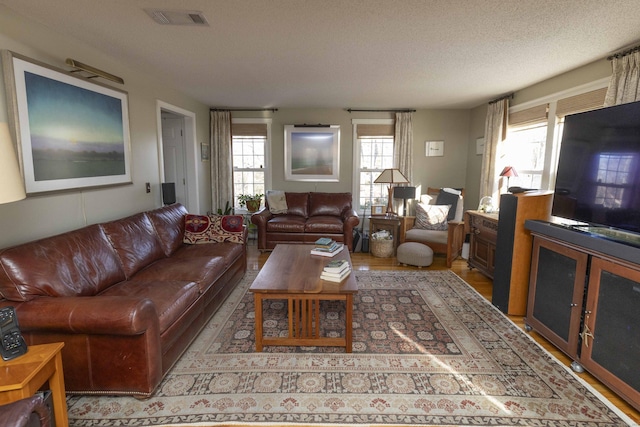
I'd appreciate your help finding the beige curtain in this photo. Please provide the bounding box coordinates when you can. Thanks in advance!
[394,112,413,182]
[210,110,233,214]
[604,50,640,106]
[480,98,508,201]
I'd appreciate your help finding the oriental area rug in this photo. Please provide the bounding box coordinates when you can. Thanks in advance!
[66,270,634,427]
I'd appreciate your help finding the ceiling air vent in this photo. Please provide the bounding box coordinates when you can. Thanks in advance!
[144,9,209,26]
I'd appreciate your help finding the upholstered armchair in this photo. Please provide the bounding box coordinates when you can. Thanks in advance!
[399,187,465,268]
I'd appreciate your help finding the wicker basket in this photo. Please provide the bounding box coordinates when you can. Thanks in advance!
[371,238,394,258]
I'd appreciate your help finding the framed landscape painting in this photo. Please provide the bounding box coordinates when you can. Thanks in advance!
[284,125,340,182]
[2,50,132,194]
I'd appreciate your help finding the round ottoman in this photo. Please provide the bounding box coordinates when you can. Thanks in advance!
[397,242,434,268]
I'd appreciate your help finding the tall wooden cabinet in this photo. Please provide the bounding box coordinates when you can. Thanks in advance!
[492,191,553,315]
[525,220,640,411]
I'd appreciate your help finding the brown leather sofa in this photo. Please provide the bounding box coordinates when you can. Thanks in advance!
[251,192,360,251]
[0,203,246,397]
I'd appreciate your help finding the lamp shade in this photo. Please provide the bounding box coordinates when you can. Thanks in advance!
[374,168,409,184]
[499,166,518,178]
[0,123,26,204]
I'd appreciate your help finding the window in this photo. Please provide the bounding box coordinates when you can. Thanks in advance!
[503,123,547,189]
[503,85,608,192]
[359,136,394,210]
[352,120,395,216]
[231,119,271,211]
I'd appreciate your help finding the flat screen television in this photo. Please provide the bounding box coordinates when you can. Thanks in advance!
[552,99,640,237]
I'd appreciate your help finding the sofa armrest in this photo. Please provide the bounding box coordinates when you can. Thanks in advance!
[446,220,465,267]
[399,216,416,243]
[341,209,360,251]
[14,296,158,335]
[251,208,274,250]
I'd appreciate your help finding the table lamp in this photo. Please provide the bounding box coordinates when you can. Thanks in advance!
[500,166,518,189]
[374,168,409,216]
[393,186,416,216]
[0,123,26,205]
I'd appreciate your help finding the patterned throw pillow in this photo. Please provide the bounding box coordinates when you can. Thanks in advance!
[414,203,450,231]
[183,214,245,244]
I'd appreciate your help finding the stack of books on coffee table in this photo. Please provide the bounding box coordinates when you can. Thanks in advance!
[310,237,344,257]
[320,259,351,282]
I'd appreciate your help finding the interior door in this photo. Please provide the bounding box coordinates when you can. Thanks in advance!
[161,113,187,206]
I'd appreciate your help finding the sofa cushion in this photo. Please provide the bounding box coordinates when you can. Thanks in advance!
[101,213,167,279]
[172,242,245,268]
[132,256,227,294]
[146,204,188,256]
[282,193,309,217]
[309,192,352,217]
[0,225,126,301]
[266,215,306,232]
[415,203,450,230]
[183,214,245,244]
[304,216,344,233]
[99,280,199,333]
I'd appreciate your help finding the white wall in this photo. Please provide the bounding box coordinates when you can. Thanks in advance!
[0,6,210,247]
[232,108,470,198]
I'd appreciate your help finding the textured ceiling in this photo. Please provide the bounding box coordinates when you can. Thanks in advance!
[2,0,640,109]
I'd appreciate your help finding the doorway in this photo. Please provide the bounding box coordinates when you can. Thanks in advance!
[161,112,187,206]
[157,101,199,213]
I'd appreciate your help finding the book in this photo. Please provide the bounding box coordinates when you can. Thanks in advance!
[312,241,340,252]
[310,243,344,257]
[323,259,349,274]
[321,267,351,278]
[315,237,334,247]
[320,268,351,282]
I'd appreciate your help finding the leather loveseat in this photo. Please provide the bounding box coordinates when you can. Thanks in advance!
[251,192,360,251]
[0,203,246,397]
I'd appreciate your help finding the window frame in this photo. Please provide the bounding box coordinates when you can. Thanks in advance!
[231,117,272,212]
[351,118,395,225]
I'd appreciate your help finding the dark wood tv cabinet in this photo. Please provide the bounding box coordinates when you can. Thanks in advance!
[525,220,640,411]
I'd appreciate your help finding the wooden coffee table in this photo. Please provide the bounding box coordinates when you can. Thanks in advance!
[249,244,358,352]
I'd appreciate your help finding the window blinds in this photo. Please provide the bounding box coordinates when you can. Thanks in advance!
[356,124,394,138]
[556,87,607,117]
[231,122,267,137]
[509,104,548,127]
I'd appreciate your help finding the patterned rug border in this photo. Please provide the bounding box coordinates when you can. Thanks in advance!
[67,270,637,427]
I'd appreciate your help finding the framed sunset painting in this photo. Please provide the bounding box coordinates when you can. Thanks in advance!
[2,50,132,194]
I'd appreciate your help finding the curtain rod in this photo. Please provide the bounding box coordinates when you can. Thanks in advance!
[210,108,278,112]
[608,44,640,60]
[346,108,416,113]
[488,93,514,105]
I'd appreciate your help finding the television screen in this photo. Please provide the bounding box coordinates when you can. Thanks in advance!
[552,100,640,234]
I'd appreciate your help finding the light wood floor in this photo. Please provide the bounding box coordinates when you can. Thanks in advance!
[246,241,640,424]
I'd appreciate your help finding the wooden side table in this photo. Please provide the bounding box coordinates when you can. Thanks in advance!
[0,342,68,427]
[368,216,401,255]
